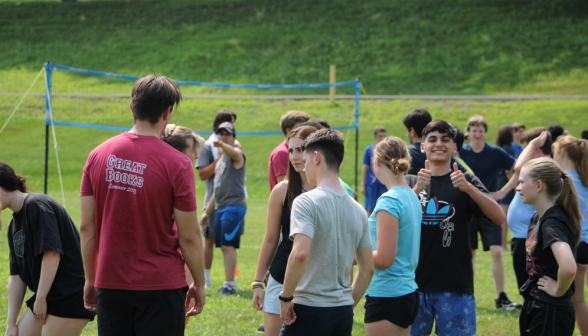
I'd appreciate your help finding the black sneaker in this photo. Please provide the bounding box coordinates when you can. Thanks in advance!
[257,324,265,333]
[495,292,522,311]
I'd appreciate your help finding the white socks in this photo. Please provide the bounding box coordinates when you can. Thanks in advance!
[204,269,212,289]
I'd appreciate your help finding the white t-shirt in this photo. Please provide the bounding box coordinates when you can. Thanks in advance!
[290,186,371,307]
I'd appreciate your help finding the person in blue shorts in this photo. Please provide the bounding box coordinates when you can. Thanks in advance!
[364,136,422,336]
[406,120,505,336]
[361,125,388,216]
[553,134,588,336]
[200,122,247,295]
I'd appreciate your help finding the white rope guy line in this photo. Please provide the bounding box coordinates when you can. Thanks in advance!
[44,68,67,208]
[0,67,45,136]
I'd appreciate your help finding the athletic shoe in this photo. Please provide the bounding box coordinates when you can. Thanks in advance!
[217,286,236,295]
[257,324,265,333]
[205,280,212,290]
[495,292,522,310]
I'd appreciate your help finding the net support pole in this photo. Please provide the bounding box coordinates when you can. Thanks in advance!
[44,63,53,194]
[354,79,360,192]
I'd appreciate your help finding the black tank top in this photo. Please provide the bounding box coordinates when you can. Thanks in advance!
[269,194,292,284]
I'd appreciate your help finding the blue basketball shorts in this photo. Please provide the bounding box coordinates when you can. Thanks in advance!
[214,206,246,248]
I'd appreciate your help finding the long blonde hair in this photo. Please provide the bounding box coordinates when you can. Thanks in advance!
[523,157,583,246]
[554,135,588,188]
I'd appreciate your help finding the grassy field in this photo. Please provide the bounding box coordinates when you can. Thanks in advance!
[1,93,588,335]
[1,0,588,96]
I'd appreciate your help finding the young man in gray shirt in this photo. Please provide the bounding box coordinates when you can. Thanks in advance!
[200,122,246,295]
[279,129,374,336]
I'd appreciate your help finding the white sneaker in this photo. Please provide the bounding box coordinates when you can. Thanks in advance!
[205,280,212,289]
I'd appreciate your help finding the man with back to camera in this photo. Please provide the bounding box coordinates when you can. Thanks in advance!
[279,129,374,336]
[406,120,505,336]
[200,122,247,295]
[361,125,388,216]
[268,110,311,191]
[491,127,552,298]
[459,115,520,310]
[80,75,206,336]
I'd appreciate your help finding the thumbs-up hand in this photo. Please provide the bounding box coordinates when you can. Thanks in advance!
[416,160,432,193]
[450,162,469,192]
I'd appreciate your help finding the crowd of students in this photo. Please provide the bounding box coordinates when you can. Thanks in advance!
[1,74,588,336]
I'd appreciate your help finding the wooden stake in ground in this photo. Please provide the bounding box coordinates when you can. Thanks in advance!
[330,65,336,101]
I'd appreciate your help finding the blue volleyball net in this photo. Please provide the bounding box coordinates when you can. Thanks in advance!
[43,62,362,192]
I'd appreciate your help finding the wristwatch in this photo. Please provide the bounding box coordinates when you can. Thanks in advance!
[279,291,294,302]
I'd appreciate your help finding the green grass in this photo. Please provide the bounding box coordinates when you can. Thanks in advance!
[1,94,588,335]
[1,0,588,96]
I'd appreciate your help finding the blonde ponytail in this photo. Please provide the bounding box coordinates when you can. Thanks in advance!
[373,137,412,176]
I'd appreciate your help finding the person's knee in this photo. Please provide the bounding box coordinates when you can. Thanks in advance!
[490,246,503,260]
[221,245,235,253]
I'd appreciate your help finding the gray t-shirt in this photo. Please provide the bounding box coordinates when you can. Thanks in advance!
[289,186,371,307]
[195,142,215,207]
[214,150,247,209]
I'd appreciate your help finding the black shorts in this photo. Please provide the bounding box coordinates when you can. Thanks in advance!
[97,287,188,336]
[202,210,215,239]
[364,290,419,328]
[26,292,96,321]
[279,304,353,336]
[511,238,529,294]
[519,299,575,336]
[576,241,588,265]
[469,217,502,251]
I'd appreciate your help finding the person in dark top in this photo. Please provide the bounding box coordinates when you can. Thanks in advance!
[516,155,581,336]
[582,129,588,140]
[406,120,505,336]
[495,125,516,250]
[548,124,566,141]
[1,161,95,336]
[460,115,518,310]
[253,125,318,336]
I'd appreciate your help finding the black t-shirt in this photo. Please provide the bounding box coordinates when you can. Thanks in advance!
[8,193,90,314]
[520,206,577,312]
[269,194,292,284]
[407,142,466,176]
[405,173,490,294]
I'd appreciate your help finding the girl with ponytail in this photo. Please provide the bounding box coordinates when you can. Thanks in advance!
[1,161,95,336]
[553,135,588,335]
[364,137,422,336]
[517,156,581,336]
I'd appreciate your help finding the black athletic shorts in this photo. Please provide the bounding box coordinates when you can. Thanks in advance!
[364,290,419,328]
[469,217,502,251]
[511,238,529,294]
[97,287,188,336]
[26,292,96,321]
[576,241,588,265]
[519,298,575,336]
[279,304,353,336]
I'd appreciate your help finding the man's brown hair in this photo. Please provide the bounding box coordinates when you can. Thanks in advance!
[466,115,488,132]
[520,127,552,156]
[302,129,345,171]
[374,125,387,135]
[131,75,182,124]
[280,110,311,136]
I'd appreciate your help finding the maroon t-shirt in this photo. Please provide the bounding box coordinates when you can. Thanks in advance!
[268,142,289,191]
[80,132,197,290]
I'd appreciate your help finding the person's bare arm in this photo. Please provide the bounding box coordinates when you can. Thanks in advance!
[253,183,286,310]
[412,160,431,196]
[175,208,206,315]
[352,246,375,308]
[34,251,61,325]
[538,242,577,297]
[361,164,368,196]
[197,158,220,181]
[451,162,505,225]
[80,195,98,312]
[200,194,216,229]
[280,234,311,325]
[515,131,549,174]
[6,275,27,334]
[216,141,243,163]
[372,211,398,269]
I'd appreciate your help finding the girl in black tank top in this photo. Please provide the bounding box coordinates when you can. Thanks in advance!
[252,125,319,336]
